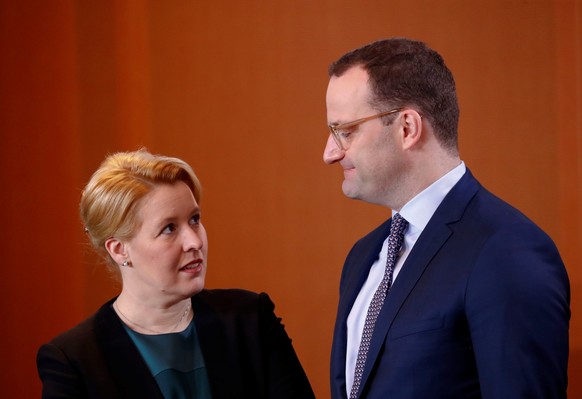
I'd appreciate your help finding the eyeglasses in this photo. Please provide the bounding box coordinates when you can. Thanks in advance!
[328,108,403,151]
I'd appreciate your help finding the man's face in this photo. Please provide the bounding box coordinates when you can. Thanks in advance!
[324,66,406,208]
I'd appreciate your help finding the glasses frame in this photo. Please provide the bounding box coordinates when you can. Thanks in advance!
[328,107,403,151]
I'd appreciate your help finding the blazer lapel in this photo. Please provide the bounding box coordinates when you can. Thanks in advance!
[357,170,482,393]
[193,291,247,398]
[94,298,165,398]
[192,293,224,397]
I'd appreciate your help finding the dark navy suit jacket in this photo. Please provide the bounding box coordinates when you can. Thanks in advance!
[331,170,570,398]
[38,289,315,399]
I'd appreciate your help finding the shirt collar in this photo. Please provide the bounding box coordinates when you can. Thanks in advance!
[393,162,466,232]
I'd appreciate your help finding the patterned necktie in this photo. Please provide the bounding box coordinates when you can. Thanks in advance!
[350,213,409,399]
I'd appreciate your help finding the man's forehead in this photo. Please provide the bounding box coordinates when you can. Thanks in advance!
[326,67,373,117]
[328,66,369,92]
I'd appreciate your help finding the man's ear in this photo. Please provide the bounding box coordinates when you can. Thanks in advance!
[105,237,128,266]
[400,109,423,150]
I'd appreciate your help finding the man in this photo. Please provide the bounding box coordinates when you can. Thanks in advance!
[324,38,570,399]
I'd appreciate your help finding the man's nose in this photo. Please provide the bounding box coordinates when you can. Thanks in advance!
[323,135,345,164]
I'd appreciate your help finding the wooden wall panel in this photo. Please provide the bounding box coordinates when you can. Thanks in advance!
[0,0,84,394]
[0,1,579,397]
[555,1,582,398]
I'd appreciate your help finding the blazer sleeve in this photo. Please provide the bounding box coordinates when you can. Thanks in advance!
[466,222,570,398]
[37,342,87,399]
[257,292,316,399]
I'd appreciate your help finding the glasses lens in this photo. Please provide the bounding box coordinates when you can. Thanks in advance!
[329,127,344,150]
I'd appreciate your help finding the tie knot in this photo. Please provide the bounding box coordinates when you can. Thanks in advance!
[391,213,408,237]
[388,214,408,255]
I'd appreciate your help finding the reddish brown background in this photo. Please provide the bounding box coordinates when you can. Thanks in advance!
[1,1,580,398]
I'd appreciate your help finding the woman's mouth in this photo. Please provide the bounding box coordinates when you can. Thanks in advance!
[180,260,203,273]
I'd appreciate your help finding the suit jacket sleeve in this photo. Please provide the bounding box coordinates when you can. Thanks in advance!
[466,221,570,398]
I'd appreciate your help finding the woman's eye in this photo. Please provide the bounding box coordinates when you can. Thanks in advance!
[190,214,201,225]
[161,224,176,234]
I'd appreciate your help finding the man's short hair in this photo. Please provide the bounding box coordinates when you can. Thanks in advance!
[329,38,459,154]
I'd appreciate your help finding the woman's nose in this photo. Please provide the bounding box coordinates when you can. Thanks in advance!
[184,228,203,251]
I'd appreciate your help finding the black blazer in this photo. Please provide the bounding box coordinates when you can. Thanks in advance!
[331,170,570,398]
[37,289,315,398]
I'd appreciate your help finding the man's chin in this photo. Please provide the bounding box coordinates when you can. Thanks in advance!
[342,181,361,200]
[342,182,382,205]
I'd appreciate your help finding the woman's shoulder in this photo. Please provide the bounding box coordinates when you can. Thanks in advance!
[42,297,118,349]
[194,289,274,313]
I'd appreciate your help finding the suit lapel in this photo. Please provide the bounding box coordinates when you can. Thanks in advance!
[357,170,481,394]
[331,220,391,398]
[337,221,391,332]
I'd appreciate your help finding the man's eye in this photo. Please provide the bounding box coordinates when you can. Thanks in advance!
[337,129,351,139]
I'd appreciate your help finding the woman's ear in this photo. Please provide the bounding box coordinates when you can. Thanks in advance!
[105,237,128,267]
[400,109,423,150]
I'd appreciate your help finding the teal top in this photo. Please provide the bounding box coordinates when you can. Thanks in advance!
[123,319,212,399]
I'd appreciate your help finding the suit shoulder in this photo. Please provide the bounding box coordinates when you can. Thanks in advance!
[468,186,552,237]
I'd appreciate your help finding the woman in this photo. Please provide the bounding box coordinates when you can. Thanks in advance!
[37,149,315,399]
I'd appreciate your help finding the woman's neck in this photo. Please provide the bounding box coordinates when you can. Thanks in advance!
[113,294,193,335]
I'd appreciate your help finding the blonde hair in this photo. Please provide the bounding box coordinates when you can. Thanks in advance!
[80,149,201,268]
